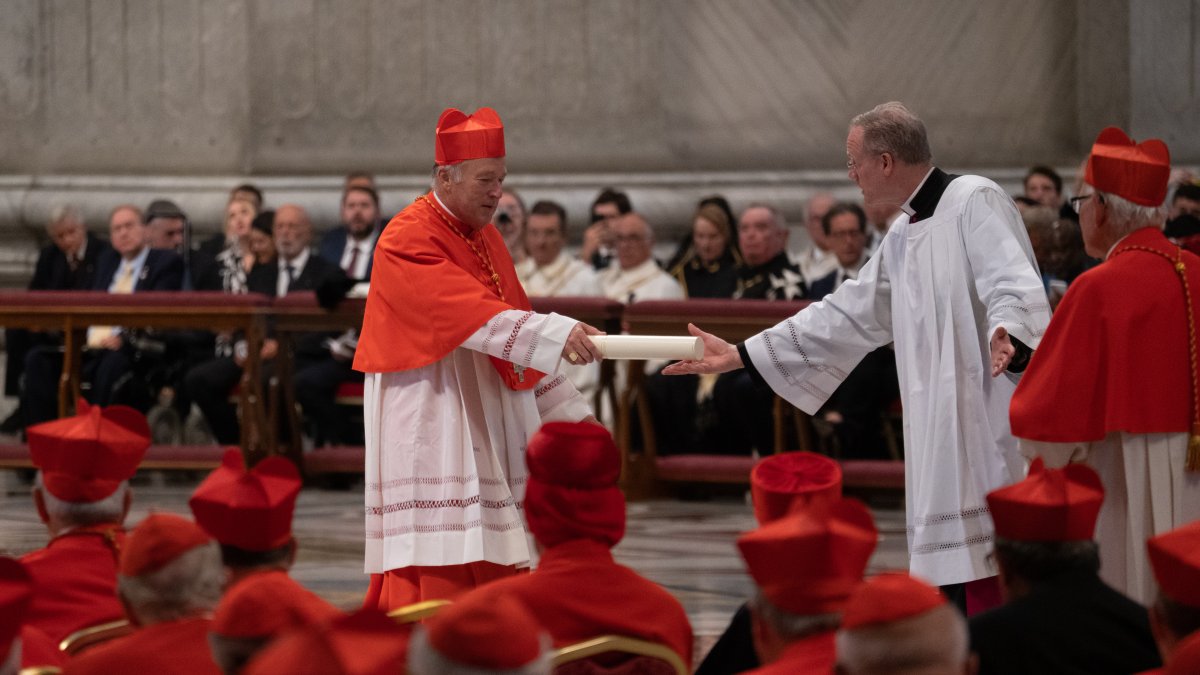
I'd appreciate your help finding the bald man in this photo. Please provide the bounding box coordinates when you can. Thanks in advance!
[837,601,973,675]
[597,213,683,304]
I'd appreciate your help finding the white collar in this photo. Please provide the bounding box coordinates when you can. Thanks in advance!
[431,191,463,223]
[280,247,310,275]
[900,167,937,217]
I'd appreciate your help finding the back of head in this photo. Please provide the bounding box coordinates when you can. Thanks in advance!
[410,592,551,675]
[118,513,221,625]
[750,451,842,525]
[243,608,407,675]
[850,102,932,166]
[837,573,967,675]
[1148,520,1200,643]
[524,422,625,549]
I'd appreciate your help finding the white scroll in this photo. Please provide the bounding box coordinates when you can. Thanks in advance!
[587,335,704,361]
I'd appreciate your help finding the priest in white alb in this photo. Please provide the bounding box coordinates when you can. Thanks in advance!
[666,102,1051,615]
[353,107,602,610]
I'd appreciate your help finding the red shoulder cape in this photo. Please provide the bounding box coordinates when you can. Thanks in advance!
[1011,227,1200,441]
[353,194,544,390]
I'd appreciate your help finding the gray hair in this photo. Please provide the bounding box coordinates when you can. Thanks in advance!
[850,102,933,166]
[0,637,20,675]
[407,627,553,675]
[47,204,84,231]
[117,541,223,625]
[750,591,841,641]
[431,162,465,188]
[35,472,128,527]
[836,603,968,675]
[1095,188,1166,239]
[741,203,788,232]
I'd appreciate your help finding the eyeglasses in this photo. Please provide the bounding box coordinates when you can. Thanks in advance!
[1069,193,1101,214]
[827,229,865,241]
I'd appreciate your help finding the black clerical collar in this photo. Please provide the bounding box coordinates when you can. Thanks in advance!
[905,167,959,223]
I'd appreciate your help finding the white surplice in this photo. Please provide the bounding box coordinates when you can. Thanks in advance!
[516,252,603,298]
[743,174,1051,586]
[363,309,591,573]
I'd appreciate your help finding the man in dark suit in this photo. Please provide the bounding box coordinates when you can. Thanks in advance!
[969,460,1161,675]
[21,205,184,428]
[317,185,381,283]
[186,204,348,445]
[3,206,113,431]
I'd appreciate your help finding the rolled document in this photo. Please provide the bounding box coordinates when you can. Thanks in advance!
[587,335,704,361]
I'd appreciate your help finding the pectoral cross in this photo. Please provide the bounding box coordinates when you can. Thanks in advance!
[514,364,526,383]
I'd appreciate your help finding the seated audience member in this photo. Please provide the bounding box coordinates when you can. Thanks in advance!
[208,570,341,674]
[189,449,303,586]
[1146,520,1200,668]
[837,572,973,675]
[697,452,843,675]
[343,170,376,192]
[194,196,258,292]
[246,210,276,268]
[20,402,149,644]
[229,183,264,212]
[64,513,223,675]
[669,202,743,298]
[792,192,837,284]
[969,460,1160,675]
[809,203,898,459]
[1023,165,1074,220]
[496,189,528,265]
[185,204,347,445]
[598,212,683,303]
[21,205,184,427]
[581,187,633,270]
[243,608,408,675]
[318,185,382,283]
[1,556,66,674]
[460,422,693,668]
[4,205,112,432]
[409,592,551,675]
[517,200,602,297]
[737,498,877,673]
[145,198,190,257]
[1170,183,1200,220]
[735,204,807,300]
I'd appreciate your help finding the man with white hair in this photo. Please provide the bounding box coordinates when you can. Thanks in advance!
[409,591,552,675]
[20,402,150,645]
[1011,127,1200,604]
[837,573,974,675]
[667,101,1050,614]
[65,513,223,674]
[791,192,838,285]
[355,107,600,609]
[597,212,683,303]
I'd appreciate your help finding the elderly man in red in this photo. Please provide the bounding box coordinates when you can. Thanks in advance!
[243,608,408,675]
[20,401,149,645]
[1145,520,1200,671]
[65,513,223,675]
[737,496,878,673]
[354,107,603,609]
[1011,127,1200,604]
[457,422,693,669]
[409,591,551,675]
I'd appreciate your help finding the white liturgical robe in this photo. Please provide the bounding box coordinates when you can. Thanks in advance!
[363,309,591,573]
[516,252,603,297]
[743,170,1051,586]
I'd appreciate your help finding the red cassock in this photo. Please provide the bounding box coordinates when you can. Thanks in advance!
[469,539,694,669]
[742,630,836,674]
[62,617,221,675]
[20,525,126,645]
[1011,227,1200,440]
[20,625,66,670]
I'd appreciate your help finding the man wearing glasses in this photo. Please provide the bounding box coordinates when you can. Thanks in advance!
[667,101,1049,615]
[1012,127,1200,605]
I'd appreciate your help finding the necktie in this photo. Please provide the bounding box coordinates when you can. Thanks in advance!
[284,264,296,293]
[88,264,135,347]
[346,246,360,278]
[68,253,80,272]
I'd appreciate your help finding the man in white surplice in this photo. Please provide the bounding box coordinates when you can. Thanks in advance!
[665,102,1051,612]
[354,107,603,609]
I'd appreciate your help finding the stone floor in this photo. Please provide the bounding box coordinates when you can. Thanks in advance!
[0,470,908,662]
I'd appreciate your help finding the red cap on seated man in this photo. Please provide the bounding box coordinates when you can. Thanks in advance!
[836,572,972,675]
[68,513,224,675]
[208,569,341,674]
[243,608,408,675]
[1147,520,1200,667]
[454,422,694,669]
[189,449,303,586]
[20,401,149,644]
[737,497,878,674]
[409,591,551,675]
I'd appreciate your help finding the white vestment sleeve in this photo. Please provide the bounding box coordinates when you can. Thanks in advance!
[743,246,894,415]
[462,309,577,374]
[960,186,1052,348]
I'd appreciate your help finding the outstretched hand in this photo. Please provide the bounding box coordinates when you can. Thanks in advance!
[990,326,1014,377]
[562,322,605,365]
[661,323,743,375]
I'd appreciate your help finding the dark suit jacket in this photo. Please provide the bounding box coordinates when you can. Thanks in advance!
[248,252,349,360]
[317,226,380,281]
[29,233,111,291]
[809,268,838,300]
[92,248,185,293]
[969,573,1161,675]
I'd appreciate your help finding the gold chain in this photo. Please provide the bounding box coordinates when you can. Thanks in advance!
[420,195,505,302]
[1112,243,1200,470]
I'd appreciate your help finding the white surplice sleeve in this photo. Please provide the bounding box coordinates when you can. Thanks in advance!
[462,309,593,422]
[960,186,1052,348]
[742,243,894,415]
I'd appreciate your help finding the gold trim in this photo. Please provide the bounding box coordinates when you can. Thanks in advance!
[58,619,132,655]
[386,599,452,624]
[551,635,687,675]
